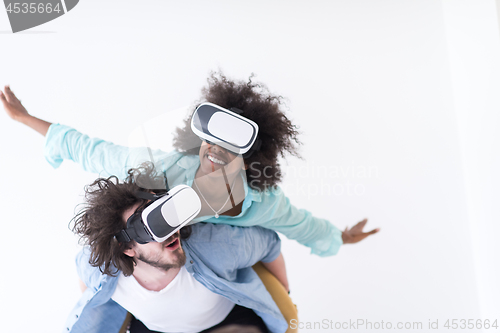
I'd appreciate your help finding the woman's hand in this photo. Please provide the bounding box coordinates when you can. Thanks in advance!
[0,86,30,122]
[342,218,380,244]
[0,85,52,136]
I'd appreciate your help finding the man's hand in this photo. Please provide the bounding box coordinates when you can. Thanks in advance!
[342,218,379,244]
[0,85,51,136]
[0,86,30,122]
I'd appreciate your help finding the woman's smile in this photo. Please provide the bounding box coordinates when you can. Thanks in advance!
[206,152,227,165]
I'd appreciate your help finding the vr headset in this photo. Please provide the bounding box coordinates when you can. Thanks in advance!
[191,102,261,157]
[115,185,201,244]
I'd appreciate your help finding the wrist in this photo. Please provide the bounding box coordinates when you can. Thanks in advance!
[341,231,349,244]
[17,113,32,124]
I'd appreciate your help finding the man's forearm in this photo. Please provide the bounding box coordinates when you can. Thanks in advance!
[262,253,289,293]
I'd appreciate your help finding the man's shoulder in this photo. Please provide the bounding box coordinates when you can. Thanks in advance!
[183,223,280,274]
[187,222,274,246]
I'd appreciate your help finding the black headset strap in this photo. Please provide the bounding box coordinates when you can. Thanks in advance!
[230,107,244,115]
[163,171,170,192]
[115,209,155,244]
[115,192,159,243]
[135,191,161,201]
[115,229,131,243]
[242,138,262,159]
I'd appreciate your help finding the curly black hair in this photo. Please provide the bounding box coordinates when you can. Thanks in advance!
[173,71,301,190]
[71,164,191,277]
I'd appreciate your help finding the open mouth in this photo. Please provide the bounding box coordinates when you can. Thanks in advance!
[164,238,180,251]
[206,153,227,165]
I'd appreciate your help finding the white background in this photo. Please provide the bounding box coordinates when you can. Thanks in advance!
[0,1,499,332]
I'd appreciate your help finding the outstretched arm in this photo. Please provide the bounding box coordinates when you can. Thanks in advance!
[0,86,51,136]
[0,85,131,177]
[254,190,380,257]
[0,86,178,179]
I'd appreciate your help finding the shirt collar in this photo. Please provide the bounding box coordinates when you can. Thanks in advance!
[176,154,200,187]
[177,154,200,171]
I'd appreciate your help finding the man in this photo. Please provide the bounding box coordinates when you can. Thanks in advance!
[67,169,289,333]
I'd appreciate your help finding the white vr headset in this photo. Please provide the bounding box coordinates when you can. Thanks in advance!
[115,185,201,244]
[191,102,261,157]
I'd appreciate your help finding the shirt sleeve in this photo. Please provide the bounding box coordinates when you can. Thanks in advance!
[44,124,133,178]
[190,223,282,270]
[235,226,282,269]
[75,247,105,292]
[257,189,343,257]
[43,123,174,179]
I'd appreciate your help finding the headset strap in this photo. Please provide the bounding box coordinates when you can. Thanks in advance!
[243,138,262,158]
[115,191,158,243]
[115,229,131,243]
[135,191,161,201]
[230,107,244,115]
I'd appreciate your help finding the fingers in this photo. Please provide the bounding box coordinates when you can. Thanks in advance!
[2,86,24,106]
[349,218,367,233]
[358,218,368,226]
[347,219,379,240]
[352,218,368,228]
[366,228,380,235]
[4,85,15,102]
[0,90,6,103]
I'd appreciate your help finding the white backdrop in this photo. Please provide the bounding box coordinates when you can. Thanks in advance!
[0,1,499,332]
